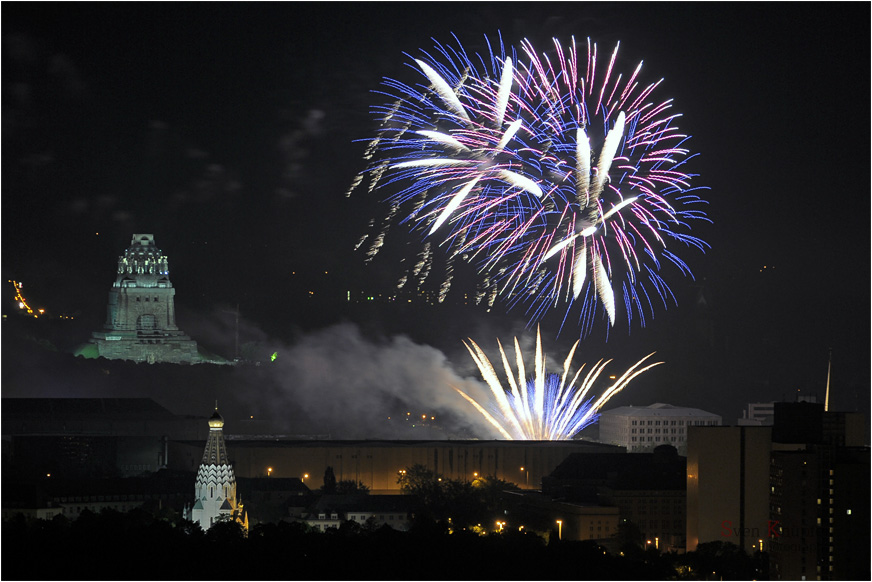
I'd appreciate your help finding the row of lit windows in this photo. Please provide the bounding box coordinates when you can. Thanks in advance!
[631,428,684,435]
[631,436,678,442]
[629,419,717,426]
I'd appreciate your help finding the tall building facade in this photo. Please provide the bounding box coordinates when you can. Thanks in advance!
[188,408,247,532]
[87,234,200,364]
[686,426,775,554]
[768,403,869,581]
[686,403,869,581]
[598,403,721,454]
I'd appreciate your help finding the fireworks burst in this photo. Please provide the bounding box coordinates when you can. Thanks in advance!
[455,327,662,440]
[351,34,709,335]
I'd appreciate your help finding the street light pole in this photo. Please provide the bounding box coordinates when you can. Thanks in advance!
[556,520,562,540]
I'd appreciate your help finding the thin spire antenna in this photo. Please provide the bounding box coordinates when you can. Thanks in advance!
[824,349,832,412]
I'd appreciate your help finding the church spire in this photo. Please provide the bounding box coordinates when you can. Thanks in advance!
[202,407,229,464]
[191,406,246,532]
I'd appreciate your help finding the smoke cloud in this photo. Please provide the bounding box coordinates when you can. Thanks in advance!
[259,322,500,438]
[160,308,504,439]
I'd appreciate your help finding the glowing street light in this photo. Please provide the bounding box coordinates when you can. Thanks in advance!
[267,467,273,477]
[556,520,563,540]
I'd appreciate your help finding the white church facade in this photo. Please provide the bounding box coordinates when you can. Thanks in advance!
[185,408,248,532]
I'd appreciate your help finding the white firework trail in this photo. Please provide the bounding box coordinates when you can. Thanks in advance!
[454,327,662,440]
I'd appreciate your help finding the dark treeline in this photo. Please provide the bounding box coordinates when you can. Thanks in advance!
[3,507,765,581]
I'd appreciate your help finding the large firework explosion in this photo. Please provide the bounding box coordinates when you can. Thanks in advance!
[454,327,662,440]
[350,34,709,337]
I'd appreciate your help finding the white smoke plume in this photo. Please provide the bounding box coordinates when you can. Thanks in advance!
[253,322,502,438]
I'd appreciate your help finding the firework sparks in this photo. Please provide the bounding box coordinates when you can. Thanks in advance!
[351,34,709,336]
[455,327,662,440]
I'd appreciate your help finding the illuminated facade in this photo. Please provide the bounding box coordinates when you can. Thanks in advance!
[87,234,200,363]
[598,403,722,455]
[187,408,247,532]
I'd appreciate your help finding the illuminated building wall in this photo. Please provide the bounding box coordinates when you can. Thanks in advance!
[87,234,200,364]
[599,403,722,455]
[167,439,625,494]
[686,426,774,554]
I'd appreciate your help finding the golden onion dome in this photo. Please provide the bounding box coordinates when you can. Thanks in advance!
[208,409,225,429]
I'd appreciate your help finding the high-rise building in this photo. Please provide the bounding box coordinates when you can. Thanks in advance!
[686,403,869,580]
[84,234,200,364]
[769,402,869,581]
[598,403,721,454]
[686,425,774,554]
[187,408,247,532]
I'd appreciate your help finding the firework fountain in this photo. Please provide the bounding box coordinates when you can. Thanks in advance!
[454,327,661,440]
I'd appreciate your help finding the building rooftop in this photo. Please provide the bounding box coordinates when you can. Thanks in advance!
[599,403,719,418]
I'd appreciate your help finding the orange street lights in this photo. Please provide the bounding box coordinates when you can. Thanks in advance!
[267,467,273,477]
[556,520,563,540]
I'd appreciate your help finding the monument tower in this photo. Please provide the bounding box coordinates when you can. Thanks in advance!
[87,234,200,363]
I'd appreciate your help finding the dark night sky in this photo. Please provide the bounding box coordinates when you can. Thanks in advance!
[2,2,869,430]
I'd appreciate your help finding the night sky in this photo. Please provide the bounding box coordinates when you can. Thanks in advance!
[3,3,869,433]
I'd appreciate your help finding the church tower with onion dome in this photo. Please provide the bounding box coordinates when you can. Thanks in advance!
[187,407,247,532]
[85,234,200,364]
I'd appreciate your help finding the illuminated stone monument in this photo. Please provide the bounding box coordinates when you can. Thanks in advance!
[87,234,200,364]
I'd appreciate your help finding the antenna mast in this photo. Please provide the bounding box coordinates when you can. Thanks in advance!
[824,348,832,412]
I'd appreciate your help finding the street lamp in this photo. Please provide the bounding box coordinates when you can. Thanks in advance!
[520,466,529,487]
[556,520,562,540]
[267,467,273,477]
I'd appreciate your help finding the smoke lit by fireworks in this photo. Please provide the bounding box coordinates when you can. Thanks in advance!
[350,34,709,336]
[454,327,661,440]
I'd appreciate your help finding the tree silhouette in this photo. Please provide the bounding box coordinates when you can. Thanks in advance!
[321,466,337,493]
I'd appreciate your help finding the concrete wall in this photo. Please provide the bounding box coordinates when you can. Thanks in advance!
[686,426,772,553]
[168,439,624,493]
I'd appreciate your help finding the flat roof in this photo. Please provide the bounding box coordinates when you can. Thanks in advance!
[599,403,719,418]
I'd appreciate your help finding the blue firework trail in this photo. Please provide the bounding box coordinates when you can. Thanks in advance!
[350,34,709,337]
[454,327,661,440]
